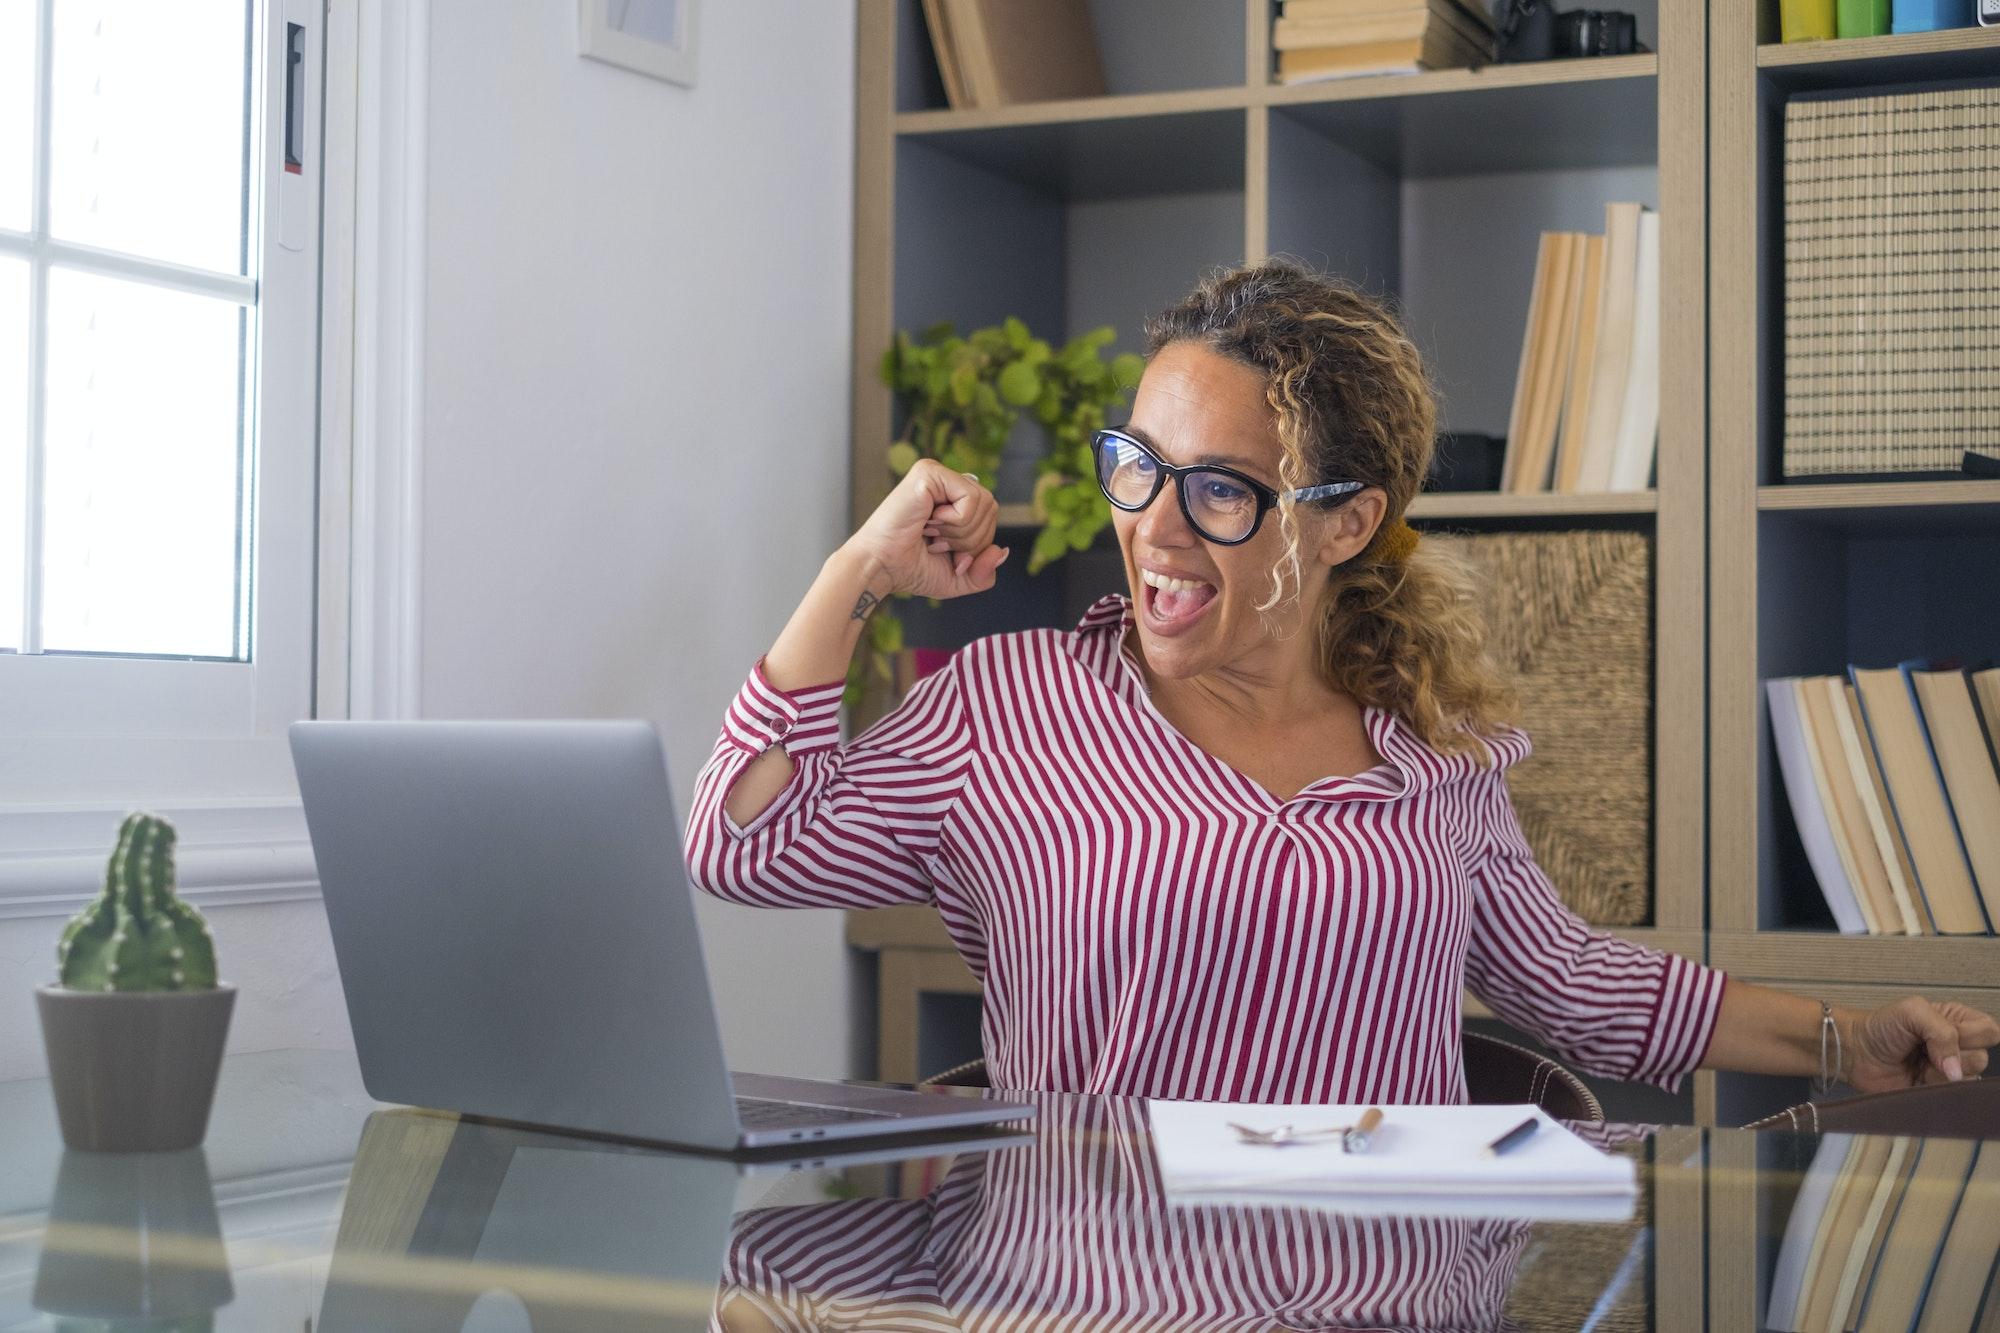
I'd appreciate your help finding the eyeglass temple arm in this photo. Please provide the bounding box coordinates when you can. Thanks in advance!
[1288,482,1366,503]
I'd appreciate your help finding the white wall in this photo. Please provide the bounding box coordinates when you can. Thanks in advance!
[0,0,861,1083]
[416,0,862,1078]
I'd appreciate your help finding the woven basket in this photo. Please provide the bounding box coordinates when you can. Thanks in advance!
[1432,530,1654,926]
[1782,86,2000,479]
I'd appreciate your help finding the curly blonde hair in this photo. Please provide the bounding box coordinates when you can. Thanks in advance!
[1145,260,1515,760]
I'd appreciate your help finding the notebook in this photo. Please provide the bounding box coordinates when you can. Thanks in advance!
[1146,1102,1636,1222]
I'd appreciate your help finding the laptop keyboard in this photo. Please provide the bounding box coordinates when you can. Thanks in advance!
[735,1095,895,1130]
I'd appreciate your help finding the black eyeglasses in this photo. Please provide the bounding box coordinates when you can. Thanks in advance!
[1090,428,1365,546]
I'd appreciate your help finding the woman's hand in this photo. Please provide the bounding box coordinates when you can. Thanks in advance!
[1845,996,1999,1092]
[843,459,1009,601]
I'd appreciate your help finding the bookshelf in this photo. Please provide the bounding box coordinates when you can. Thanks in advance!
[849,0,1708,1135]
[1707,0,2000,1136]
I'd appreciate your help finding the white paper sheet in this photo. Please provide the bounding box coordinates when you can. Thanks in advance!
[1146,1101,1637,1222]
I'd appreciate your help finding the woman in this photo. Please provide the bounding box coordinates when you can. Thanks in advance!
[686,261,1996,1104]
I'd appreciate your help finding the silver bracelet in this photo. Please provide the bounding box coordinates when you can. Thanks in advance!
[1814,1000,1843,1096]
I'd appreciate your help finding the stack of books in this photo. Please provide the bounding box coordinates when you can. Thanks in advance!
[1272,0,1496,84]
[1768,1135,2000,1332]
[1768,664,2000,936]
[919,0,1105,110]
[1500,203,1662,495]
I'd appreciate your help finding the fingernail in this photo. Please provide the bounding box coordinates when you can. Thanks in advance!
[999,547,1012,564]
[1945,1056,1964,1081]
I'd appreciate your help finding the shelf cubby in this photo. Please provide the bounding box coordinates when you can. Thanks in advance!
[1754,23,2000,87]
[892,0,1249,115]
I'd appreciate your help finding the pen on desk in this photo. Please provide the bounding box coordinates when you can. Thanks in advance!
[1483,1117,1539,1158]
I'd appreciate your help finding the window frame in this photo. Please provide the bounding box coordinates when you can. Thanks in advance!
[0,0,323,801]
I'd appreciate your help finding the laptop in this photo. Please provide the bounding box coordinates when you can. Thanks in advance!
[290,719,1032,1152]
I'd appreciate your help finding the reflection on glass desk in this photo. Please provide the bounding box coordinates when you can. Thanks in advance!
[3,1048,1997,1331]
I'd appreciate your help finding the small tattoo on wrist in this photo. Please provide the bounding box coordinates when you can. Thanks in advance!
[851,590,881,622]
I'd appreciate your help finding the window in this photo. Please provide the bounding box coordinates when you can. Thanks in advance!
[0,0,320,797]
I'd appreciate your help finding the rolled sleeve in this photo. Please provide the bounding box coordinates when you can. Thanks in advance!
[721,658,846,758]
[1462,767,1726,1092]
[684,655,973,911]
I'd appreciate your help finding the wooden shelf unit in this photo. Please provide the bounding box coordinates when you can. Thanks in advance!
[853,0,1701,945]
[1706,20,2000,1272]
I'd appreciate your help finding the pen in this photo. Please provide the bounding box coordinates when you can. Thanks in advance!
[1483,1117,1539,1158]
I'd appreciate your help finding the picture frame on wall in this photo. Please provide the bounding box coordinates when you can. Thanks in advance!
[578,0,698,87]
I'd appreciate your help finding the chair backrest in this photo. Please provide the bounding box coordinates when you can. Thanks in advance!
[1743,1077,1998,1137]
[919,1033,1605,1122]
[1460,1030,1603,1122]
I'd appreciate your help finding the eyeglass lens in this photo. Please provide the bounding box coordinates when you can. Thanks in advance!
[1095,434,1262,544]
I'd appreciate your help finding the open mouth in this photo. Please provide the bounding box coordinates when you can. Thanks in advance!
[1139,567,1218,631]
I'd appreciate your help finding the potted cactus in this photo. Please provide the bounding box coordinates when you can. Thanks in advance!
[36,812,236,1152]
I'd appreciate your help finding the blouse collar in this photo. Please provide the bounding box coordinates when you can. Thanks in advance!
[1065,593,1518,801]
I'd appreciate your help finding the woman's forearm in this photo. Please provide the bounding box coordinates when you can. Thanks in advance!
[1701,980,1865,1081]
[722,545,891,829]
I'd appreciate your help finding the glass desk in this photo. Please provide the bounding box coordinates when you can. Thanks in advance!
[0,1048,1992,1331]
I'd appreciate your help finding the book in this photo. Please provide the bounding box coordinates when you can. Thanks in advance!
[1836,680,1930,935]
[944,0,1105,108]
[1282,0,1494,28]
[1606,208,1661,492]
[1769,1134,1857,1332]
[1509,232,1581,492]
[1275,0,1495,49]
[1542,232,1592,476]
[1845,1143,1920,1333]
[1273,22,1483,81]
[1575,202,1643,493]
[1799,677,1896,933]
[1552,234,1607,494]
[920,0,970,110]
[1769,677,1869,934]
[1915,1143,2000,1333]
[1855,1138,1980,1333]
[1829,1138,1915,1333]
[1274,11,1432,48]
[1973,667,2000,762]
[1851,666,1991,934]
[1909,666,2000,926]
[1797,1136,1905,1332]
[1502,233,1559,492]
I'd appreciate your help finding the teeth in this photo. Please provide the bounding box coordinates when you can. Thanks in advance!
[1140,569,1210,594]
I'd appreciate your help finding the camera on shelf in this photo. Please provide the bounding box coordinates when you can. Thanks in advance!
[1554,10,1640,56]
[1496,1,1646,63]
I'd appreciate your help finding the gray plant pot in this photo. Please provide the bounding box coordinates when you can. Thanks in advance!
[36,985,236,1153]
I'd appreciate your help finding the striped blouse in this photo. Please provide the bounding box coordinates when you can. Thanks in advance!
[685,593,1723,1103]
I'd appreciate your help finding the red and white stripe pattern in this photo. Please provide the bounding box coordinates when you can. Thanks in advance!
[686,594,1722,1103]
[714,1091,1606,1331]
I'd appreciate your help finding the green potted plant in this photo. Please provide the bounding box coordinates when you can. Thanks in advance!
[36,812,235,1152]
[852,319,1143,709]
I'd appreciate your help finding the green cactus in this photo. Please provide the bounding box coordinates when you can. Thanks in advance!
[56,813,217,992]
